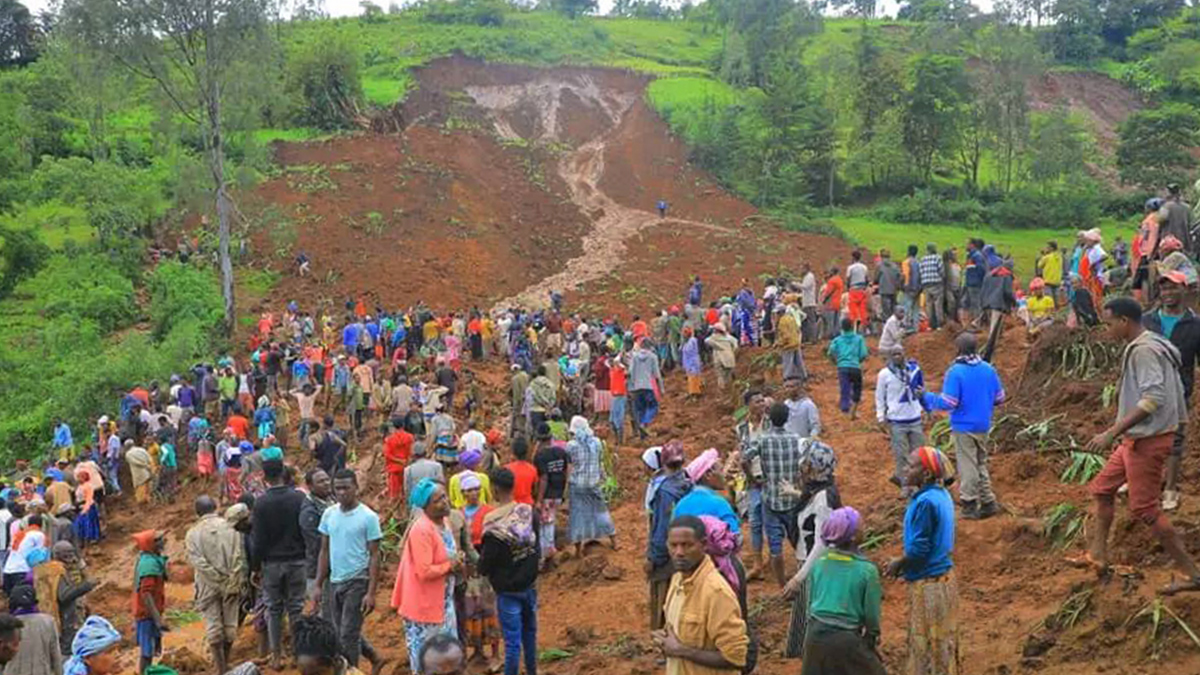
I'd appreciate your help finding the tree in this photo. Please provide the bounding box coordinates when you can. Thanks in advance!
[852,26,904,188]
[1116,103,1200,189]
[973,23,1041,192]
[0,0,39,66]
[1027,108,1093,186]
[902,54,968,183]
[286,31,363,128]
[359,0,385,21]
[897,0,979,23]
[1099,0,1186,46]
[553,0,597,18]
[1047,0,1103,63]
[62,0,278,335]
[753,57,836,207]
[829,0,876,17]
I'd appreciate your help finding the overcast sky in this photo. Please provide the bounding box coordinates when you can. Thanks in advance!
[24,0,996,19]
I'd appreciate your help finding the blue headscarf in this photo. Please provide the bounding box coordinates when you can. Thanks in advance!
[409,477,438,509]
[64,616,122,675]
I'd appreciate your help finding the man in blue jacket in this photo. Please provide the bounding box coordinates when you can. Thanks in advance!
[644,442,691,630]
[923,333,1005,520]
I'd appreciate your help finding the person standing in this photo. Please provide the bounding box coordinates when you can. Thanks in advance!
[131,530,169,675]
[565,417,617,555]
[532,426,568,566]
[963,239,987,325]
[391,480,462,674]
[775,303,805,382]
[1161,183,1193,255]
[4,585,61,675]
[919,243,945,330]
[629,339,665,439]
[299,468,333,605]
[794,507,885,675]
[783,378,821,440]
[819,268,844,341]
[384,420,414,502]
[876,346,927,497]
[799,263,820,344]
[827,319,869,419]
[845,251,870,334]
[874,249,902,320]
[888,447,959,675]
[743,404,806,587]
[878,306,905,355]
[185,495,245,675]
[478,469,540,675]
[646,443,692,629]
[704,326,738,392]
[923,333,1005,520]
[1038,241,1064,308]
[902,246,922,332]
[251,459,308,670]
[1081,297,1200,594]
[734,391,769,581]
[315,470,382,670]
[1141,273,1200,512]
[404,442,445,510]
[681,327,703,399]
[33,541,95,655]
[651,516,748,675]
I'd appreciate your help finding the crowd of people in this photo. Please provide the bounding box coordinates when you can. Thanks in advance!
[0,182,1195,675]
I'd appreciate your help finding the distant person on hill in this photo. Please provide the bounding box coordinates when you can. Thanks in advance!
[902,245,922,332]
[873,249,902,321]
[657,200,668,219]
[923,333,1005,521]
[1160,183,1193,255]
[819,267,844,341]
[295,252,310,277]
[963,238,987,325]
[920,243,946,330]
[888,447,959,675]
[1080,297,1200,595]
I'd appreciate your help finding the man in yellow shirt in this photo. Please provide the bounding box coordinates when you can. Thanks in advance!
[1025,278,1055,335]
[653,516,748,675]
[1037,241,1064,308]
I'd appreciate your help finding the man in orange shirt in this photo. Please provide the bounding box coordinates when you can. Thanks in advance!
[384,421,414,500]
[630,315,649,342]
[504,437,539,506]
[820,266,844,340]
[226,408,251,440]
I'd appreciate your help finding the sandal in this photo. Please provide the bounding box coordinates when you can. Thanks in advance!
[1160,577,1200,596]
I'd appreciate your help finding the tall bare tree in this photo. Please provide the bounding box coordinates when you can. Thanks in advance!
[61,0,277,334]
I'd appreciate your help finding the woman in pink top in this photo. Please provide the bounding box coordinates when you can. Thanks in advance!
[391,479,463,672]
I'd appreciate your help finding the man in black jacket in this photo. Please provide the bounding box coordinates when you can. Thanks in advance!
[1143,272,1200,511]
[478,469,539,675]
[251,459,307,670]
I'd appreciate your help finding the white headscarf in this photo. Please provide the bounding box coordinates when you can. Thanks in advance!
[569,415,593,439]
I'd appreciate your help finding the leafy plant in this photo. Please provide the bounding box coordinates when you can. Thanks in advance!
[1101,383,1117,409]
[1043,503,1087,550]
[538,648,574,662]
[1061,451,1105,485]
[1126,598,1200,659]
[1045,588,1093,631]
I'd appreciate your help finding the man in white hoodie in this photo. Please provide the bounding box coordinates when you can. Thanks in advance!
[876,346,926,496]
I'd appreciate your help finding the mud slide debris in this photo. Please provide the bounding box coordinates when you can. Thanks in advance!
[466,74,729,312]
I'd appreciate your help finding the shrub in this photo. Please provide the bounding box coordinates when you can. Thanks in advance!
[147,260,224,340]
[286,32,365,129]
[19,254,136,332]
[421,0,508,26]
[875,189,985,226]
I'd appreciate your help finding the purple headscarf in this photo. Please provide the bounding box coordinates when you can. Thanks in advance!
[698,515,740,594]
[820,506,861,547]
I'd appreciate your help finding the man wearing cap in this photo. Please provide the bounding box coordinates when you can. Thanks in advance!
[185,495,245,675]
[1143,270,1200,511]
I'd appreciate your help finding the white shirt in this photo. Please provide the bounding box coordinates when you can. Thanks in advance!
[879,315,904,354]
[166,404,184,428]
[847,262,869,288]
[800,272,818,307]
[459,429,486,454]
[0,510,11,550]
[876,366,924,424]
[3,529,45,574]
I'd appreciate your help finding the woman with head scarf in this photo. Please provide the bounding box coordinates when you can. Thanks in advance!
[390,479,462,673]
[782,442,843,657]
[673,449,740,536]
[794,506,885,675]
[63,616,120,675]
[888,447,959,675]
[448,449,492,509]
[131,530,168,674]
[460,472,501,671]
[680,325,702,399]
[565,416,617,556]
[5,583,61,675]
[253,396,276,443]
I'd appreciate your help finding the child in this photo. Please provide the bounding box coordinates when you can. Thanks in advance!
[1025,278,1056,335]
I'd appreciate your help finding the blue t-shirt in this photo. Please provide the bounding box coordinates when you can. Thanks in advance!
[903,484,955,581]
[318,503,383,583]
[1159,311,1182,340]
[923,358,1005,433]
[672,485,740,535]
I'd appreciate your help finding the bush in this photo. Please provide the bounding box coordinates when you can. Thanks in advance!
[421,0,508,26]
[20,254,137,332]
[987,184,1102,230]
[286,33,365,129]
[874,189,986,226]
[147,260,224,340]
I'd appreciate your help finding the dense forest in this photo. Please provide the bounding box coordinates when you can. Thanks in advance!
[0,0,1198,456]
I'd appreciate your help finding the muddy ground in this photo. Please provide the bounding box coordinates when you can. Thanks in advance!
[88,57,1200,675]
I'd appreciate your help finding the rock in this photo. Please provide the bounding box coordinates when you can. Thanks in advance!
[565,626,595,646]
[1021,633,1055,658]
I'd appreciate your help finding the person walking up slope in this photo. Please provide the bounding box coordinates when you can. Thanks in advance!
[923,333,1005,520]
[827,319,868,419]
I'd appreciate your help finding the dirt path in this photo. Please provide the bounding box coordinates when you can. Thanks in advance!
[465,74,733,312]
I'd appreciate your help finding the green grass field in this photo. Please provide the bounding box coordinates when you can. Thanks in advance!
[831,215,1137,279]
